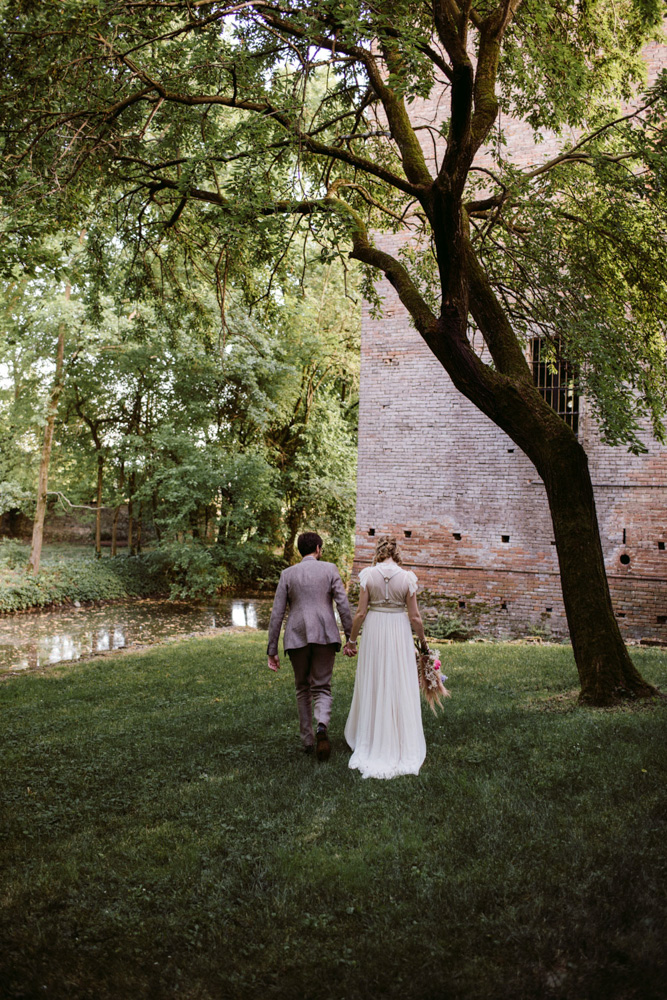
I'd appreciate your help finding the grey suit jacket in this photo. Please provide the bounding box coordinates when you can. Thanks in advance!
[266,556,353,656]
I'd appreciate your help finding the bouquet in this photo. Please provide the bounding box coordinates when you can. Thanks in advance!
[415,639,451,713]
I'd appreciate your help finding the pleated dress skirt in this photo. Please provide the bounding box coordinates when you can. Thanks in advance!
[344,608,426,779]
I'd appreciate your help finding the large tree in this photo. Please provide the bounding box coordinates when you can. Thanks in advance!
[1,0,666,702]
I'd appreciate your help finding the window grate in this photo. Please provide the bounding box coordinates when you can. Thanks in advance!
[531,338,579,435]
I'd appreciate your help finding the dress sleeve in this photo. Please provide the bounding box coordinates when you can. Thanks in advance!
[405,570,418,596]
[358,567,372,591]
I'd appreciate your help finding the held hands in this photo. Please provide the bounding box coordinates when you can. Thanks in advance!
[343,640,358,657]
[268,655,280,671]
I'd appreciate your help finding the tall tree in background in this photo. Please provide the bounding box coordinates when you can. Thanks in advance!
[26,233,87,573]
[26,300,66,574]
[263,264,359,563]
[1,1,666,701]
[0,278,37,524]
[1,250,359,581]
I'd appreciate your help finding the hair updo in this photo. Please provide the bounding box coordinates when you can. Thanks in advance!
[372,535,402,565]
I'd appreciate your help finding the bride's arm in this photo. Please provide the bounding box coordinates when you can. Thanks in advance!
[406,592,427,648]
[348,587,370,644]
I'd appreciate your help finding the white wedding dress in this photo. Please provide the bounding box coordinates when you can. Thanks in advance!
[345,559,426,779]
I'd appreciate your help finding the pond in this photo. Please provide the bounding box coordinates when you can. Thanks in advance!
[0,597,273,674]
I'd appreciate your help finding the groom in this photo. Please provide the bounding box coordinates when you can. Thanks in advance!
[267,531,354,761]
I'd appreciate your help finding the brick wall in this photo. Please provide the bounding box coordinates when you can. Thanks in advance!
[352,40,667,642]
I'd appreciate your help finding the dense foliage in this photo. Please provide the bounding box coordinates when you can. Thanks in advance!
[0,539,169,611]
[0,0,664,447]
[0,249,359,591]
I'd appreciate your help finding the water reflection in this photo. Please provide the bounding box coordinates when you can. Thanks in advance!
[0,597,272,673]
[230,601,259,628]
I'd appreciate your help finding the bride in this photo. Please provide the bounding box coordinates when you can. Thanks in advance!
[343,535,429,779]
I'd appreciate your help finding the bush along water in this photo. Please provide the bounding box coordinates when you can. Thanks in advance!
[124,542,284,600]
[0,545,170,613]
[0,539,286,612]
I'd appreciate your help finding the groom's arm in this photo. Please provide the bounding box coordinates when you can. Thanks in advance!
[331,567,353,641]
[267,572,288,659]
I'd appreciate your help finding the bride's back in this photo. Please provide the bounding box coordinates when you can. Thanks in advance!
[360,560,418,606]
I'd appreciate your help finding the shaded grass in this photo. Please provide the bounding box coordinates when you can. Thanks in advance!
[1,637,666,1000]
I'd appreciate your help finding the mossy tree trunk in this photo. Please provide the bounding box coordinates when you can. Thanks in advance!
[282,508,304,565]
[344,7,659,706]
[540,435,655,703]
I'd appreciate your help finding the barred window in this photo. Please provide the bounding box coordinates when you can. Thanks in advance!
[530,338,579,434]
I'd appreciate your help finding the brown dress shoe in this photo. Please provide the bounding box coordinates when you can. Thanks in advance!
[316,725,330,762]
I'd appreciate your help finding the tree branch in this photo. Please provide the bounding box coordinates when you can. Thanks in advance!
[463,225,533,382]
[258,8,434,189]
[47,491,112,511]
[418,41,454,81]
[327,179,415,224]
[523,101,658,180]
[91,34,423,197]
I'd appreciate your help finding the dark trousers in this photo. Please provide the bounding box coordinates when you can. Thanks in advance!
[287,643,337,747]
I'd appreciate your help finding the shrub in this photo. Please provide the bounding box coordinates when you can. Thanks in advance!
[0,537,284,613]
[424,613,475,642]
[141,541,284,599]
[142,542,224,600]
[0,554,169,613]
[0,538,30,570]
[212,542,284,590]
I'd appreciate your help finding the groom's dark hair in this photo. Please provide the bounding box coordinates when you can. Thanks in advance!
[297,532,323,556]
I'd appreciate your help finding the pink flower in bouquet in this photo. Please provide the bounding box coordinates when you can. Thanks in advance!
[434,660,441,670]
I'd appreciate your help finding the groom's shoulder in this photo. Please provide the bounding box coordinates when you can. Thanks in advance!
[284,558,340,579]
[320,559,343,577]
[281,561,301,580]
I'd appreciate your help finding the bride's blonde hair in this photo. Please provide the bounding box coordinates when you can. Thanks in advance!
[372,535,402,565]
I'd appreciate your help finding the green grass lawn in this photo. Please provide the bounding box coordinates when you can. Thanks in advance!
[1,636,666,1000]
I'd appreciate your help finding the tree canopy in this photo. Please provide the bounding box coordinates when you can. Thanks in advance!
[0,241,359,588]
[1,0,664,455]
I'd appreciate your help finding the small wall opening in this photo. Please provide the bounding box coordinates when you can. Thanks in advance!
[619,553,631,565]
[659,541,665,551]
[501,535,510,543]
[545,607,553,613]
[403,530,412,538]
[368,528,375,536]
[501,602,507,610]
[657,615,667,625]
[458,600,466,609]
[452,532,462,541]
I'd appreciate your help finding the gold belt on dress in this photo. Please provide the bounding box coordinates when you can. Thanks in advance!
[367,604,407,614]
